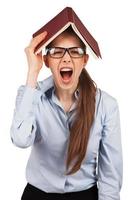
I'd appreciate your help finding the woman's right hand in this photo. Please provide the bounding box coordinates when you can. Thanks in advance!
[24,31,47,74]
[25,31,47,88]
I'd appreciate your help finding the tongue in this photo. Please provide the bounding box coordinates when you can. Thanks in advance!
[62,72,70,80]
[61,71,72,80]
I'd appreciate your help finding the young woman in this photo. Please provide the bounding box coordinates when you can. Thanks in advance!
[10,26,123,200]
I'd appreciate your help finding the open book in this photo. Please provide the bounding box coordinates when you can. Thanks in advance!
[32,7,102,58]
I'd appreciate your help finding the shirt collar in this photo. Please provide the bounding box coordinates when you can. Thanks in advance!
[38,75,79,100]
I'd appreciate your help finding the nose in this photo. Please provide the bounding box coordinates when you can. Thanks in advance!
[62,51,71,63]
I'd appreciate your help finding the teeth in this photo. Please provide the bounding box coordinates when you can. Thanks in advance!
[60,68,72,72]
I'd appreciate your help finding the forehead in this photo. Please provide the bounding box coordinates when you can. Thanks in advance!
[50,34,82,47]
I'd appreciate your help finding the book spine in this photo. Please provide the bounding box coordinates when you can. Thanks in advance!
[67,7,75,23]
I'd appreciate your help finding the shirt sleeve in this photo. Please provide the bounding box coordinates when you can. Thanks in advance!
[98,96,123,200]
[10,84,42,148]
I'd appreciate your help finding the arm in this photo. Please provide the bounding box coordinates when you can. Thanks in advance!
[10,31,47,148]
[98,97,123,200]
[10,84,41,148]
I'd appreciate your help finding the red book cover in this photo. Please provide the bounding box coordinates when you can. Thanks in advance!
[33,7,101,58]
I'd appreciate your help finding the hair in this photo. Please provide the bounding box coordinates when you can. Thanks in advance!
[46,26,97,175]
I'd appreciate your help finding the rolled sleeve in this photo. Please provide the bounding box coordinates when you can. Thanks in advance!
[98,96,123,200]
[10,84,42,148]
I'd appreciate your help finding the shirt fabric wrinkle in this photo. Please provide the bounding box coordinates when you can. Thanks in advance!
[10,75,123,199]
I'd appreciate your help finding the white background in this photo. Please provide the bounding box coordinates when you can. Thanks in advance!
[0,0,132,199]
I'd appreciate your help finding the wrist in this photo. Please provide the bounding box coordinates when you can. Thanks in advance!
[26,71,39,88]
[27,69,40,76]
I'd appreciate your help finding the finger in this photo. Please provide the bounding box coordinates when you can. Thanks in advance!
[25,32,47,54]
[30,31,47,48]
[37,51,42,57]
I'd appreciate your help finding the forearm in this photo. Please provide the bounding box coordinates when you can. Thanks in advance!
[26,70,39,88]
[10,85,40,148]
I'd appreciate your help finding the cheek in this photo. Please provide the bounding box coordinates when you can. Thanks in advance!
[49,61,60,74]
[46,60,56,70]
[75,63,84,76]
[48,58,60,68]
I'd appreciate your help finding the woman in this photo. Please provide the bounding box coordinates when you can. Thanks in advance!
[10,26,123,200]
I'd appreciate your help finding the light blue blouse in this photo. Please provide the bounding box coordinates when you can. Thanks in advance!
[10,75,123,200]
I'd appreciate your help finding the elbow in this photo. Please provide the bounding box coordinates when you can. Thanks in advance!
[10,135,34,148]
[10,124,36,148]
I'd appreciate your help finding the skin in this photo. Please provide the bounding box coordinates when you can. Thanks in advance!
[25,31,89,112]
[43,33,89,106]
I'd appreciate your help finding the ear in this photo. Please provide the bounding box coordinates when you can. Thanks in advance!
[43,55,49,68]
[83,54,89,67]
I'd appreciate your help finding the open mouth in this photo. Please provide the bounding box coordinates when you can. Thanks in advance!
[60,67,73,81]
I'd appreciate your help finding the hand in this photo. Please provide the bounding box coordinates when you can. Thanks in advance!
[25,31,47,88]
[24,31,47,74]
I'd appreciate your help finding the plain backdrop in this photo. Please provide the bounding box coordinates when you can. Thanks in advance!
[0,0,132,199]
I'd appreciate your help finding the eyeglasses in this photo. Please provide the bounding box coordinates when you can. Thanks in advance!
[45,47,85,58]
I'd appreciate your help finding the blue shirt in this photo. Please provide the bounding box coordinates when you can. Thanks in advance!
[10,75,123,200]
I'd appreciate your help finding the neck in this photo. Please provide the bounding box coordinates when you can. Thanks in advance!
[55,89,74,102]
[54,82,79,102]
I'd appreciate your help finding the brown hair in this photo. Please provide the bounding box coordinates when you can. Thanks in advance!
[46,26,97,175]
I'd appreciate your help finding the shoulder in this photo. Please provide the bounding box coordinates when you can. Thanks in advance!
[100,89,117,104]
[96,88,119,116]
[37,75,54,93]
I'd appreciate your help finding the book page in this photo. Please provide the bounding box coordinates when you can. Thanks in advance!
[70,23,98,59]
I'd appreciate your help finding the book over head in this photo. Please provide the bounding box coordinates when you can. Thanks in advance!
[32,7,102,59]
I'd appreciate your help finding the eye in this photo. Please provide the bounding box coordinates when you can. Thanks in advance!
[70,49,79,55]
[71,50,78,54]
[69,48,84,57]
[54,49,63,54]
[52,48,64,55]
